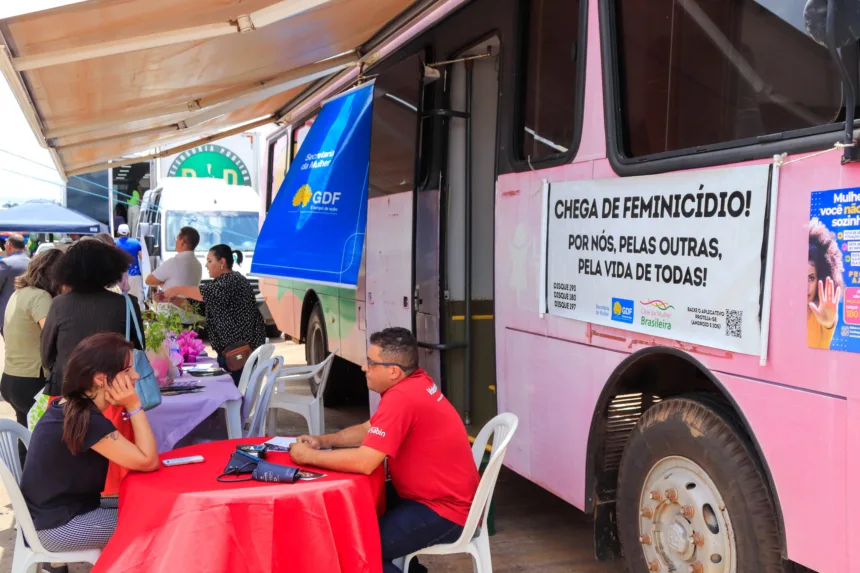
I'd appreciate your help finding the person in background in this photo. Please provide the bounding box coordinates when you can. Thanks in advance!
[21,332,159,554]
[161,244,265,386]
[0,236,6,258]
[126,187,141,238]
[147,226,202,324]
[88,234,131,295]
[113,204,126,236]
[146,226,202,290]
[0,234,31,337]
[27,234,40,255]
[1,249,64,461]
[41,239,145,396]
[290,328,480,573]
[115,224,144,303]
[41,240,145,497]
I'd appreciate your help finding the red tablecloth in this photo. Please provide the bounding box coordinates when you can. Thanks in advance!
[92,438,386,573]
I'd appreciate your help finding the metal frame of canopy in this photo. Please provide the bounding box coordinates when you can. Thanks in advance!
[0,0,436,179]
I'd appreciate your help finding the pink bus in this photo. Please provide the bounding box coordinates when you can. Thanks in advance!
[260,0,858,571]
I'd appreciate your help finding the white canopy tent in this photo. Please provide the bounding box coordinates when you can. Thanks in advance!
[0,0,429,179]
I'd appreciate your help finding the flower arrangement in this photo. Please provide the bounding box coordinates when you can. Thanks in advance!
[143,305,184,351]
[143,306,200,385]
[177,330,205,363]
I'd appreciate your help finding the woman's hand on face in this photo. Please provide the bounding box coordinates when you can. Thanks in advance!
[106,372,142,412]
[810,276,841,329]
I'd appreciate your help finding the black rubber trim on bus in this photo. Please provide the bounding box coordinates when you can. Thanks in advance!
[583,346,788,558]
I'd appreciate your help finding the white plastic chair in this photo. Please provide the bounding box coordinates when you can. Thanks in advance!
[0,419,30,484]
[217,344,273,437]
[0,426,102,573]
[237,343,275,395]
[398,413,519,573]
[243,356,283,437]
[265,350,338,436]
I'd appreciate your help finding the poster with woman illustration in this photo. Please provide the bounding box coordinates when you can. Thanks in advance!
[807,188,860,352]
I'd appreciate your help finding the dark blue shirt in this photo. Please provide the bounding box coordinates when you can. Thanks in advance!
[21,400,115,530]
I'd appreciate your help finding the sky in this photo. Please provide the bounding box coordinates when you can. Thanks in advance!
[0,1,85,206]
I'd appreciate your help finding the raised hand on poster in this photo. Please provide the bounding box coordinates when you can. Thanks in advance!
[809,276,841,329]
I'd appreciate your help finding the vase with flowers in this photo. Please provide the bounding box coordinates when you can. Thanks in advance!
[143,306,186,386]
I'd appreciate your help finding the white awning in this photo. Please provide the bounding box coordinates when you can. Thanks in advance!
[0,0,420,178]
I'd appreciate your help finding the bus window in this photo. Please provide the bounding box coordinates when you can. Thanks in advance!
[369,54,423,197]
[292,117,315,160]
[614,0,846,158]
[267,131,289,210]
[519,0,581,161]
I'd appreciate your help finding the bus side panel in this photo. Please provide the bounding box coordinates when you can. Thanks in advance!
[260,278,299,338]
[720,374,848,573]
[497,326,849,573]
[500,328,614,509]
[338,295,366,366]
[849,399,860,570]
[317,291,341,352]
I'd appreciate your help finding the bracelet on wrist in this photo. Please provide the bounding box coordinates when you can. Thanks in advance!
[122,406,144,420]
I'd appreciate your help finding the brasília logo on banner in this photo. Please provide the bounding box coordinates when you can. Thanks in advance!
[251,82,374,288]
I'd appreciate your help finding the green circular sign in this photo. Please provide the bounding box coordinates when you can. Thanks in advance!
[168,144,250,185]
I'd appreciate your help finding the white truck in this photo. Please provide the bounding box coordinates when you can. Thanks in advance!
[137,177,277,334]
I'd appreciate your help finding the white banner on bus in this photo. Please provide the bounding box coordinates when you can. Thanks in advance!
[542,164,775,356]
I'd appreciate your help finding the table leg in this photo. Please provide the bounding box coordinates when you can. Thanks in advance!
[225,400,242,439]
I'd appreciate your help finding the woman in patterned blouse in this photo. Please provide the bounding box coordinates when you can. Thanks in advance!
[161,244,265,385]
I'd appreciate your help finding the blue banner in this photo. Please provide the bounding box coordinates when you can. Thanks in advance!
[251,83,374,287]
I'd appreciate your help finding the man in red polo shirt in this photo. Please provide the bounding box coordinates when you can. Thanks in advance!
[290,327,479,572]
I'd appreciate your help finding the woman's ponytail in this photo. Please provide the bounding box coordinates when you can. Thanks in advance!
[63,392,92,455]
[210,244,240,269]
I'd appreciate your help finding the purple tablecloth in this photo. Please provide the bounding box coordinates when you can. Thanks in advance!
[147,357,242,453]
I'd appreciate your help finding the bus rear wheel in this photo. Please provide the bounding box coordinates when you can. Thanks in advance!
[303,302,360,407]
[616,395,782,573]
[305,302,328,398]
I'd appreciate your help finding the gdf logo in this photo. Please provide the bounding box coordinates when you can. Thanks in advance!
[292,184,341,208]
[611,298,634,324]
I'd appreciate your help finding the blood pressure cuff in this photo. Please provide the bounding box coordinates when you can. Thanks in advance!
[251,460,300,483]
[217,452,259,482]
[217,453,300,484]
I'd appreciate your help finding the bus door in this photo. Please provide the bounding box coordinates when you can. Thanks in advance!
[365,54,426,405]
[418,38,501,430]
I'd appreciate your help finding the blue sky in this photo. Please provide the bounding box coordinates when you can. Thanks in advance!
[0,2,85,206]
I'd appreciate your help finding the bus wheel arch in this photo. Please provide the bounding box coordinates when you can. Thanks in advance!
[300,290,321,345]
[584,347,786,563]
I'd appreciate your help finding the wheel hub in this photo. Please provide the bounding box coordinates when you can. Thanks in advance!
[638,456,736,572]
[663,518,692,556]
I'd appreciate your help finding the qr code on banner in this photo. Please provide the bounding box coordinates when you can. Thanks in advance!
[726,310,743,338]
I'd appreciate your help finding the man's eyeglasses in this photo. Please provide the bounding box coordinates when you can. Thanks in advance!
[366,357,409,370]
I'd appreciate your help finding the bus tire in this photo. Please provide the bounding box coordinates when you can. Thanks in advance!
[616,395,782,573]
[304,302,328,398]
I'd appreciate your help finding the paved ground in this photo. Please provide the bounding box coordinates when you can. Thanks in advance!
[0,335,624,573]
